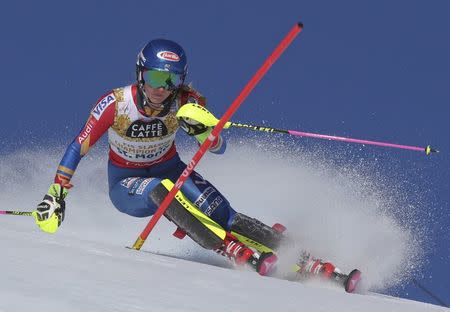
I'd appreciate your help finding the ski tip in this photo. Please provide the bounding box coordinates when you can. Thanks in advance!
[345,269,362,293]
[297,22,304,29]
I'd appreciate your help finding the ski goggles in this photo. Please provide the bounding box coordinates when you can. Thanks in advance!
[143,69,183,91]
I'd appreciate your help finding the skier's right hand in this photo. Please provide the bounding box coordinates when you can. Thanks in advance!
[32,183,68,234]
[179,116,209,136]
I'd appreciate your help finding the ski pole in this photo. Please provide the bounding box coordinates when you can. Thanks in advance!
[177,103,438,155]
[231,122,437,155]
[131,22,304,250]
[0,210,33,216]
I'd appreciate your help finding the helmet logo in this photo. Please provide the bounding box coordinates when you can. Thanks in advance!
[157,51,180,62]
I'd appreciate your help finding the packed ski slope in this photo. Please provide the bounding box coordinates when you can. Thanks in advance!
[1,220,446,312]
[0,138,440,311]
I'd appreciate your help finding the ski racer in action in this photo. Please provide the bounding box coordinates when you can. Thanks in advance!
[32,39,360,292]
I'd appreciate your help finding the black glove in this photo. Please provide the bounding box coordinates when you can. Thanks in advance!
[179,117,209,136]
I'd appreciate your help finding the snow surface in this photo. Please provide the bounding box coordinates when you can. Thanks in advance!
[0,138,443,311]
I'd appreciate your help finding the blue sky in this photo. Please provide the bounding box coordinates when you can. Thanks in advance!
[1,0,449,305]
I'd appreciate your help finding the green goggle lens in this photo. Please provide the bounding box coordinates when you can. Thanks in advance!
[143,70,183,91]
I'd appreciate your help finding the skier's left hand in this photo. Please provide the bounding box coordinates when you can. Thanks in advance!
[32,183,68,234]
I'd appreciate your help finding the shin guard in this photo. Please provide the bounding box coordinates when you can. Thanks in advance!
[230,213,285,250]
[148,180,224,250]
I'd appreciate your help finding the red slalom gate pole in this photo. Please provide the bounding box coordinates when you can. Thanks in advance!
[131,22,304,250]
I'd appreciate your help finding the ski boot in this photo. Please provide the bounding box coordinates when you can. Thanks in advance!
[217,233,278,276]
[293,252,361,293]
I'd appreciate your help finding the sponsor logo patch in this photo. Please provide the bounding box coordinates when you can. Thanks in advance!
[78,119,95,144]
[194,187,215,208]
[156,51,180,62]
[120,177,139,189]
[126,119,168,138]
[92,94,115,120]
[204,196,223,216]
[124,178,154,195]
[128,178,144,195]
[136,178,153,195]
